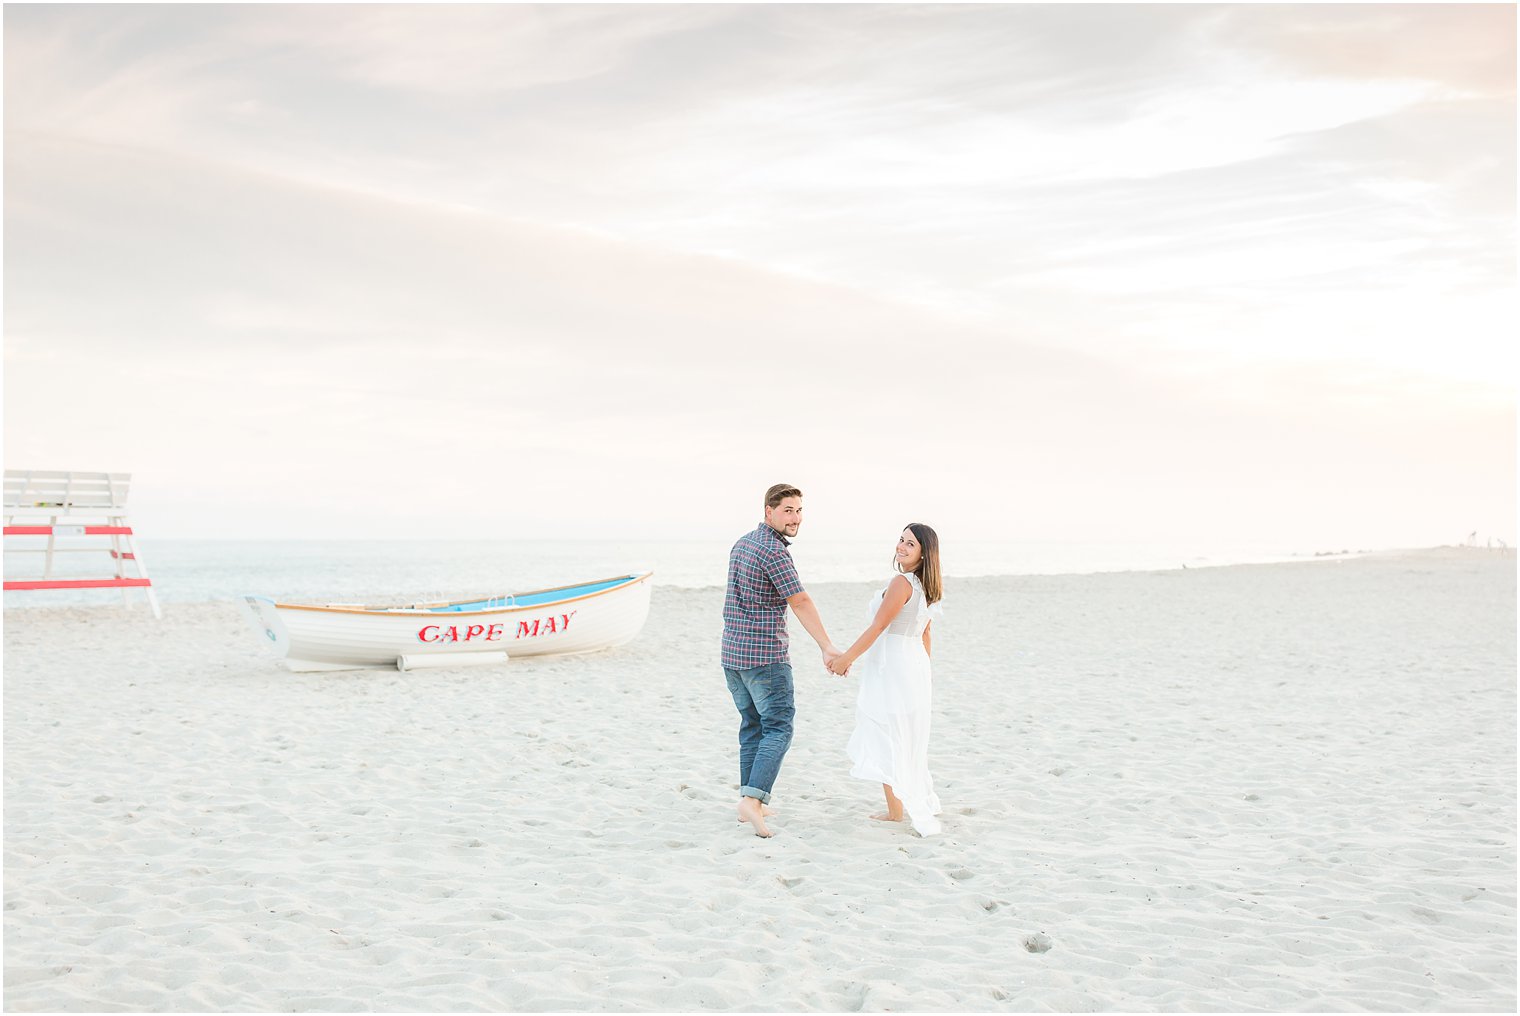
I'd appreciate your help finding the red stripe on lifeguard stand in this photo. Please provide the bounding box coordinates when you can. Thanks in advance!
[4,525,135,536]
[4,578,153,591]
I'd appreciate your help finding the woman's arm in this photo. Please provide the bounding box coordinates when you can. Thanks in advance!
[830,576,912,673]
[922,620,932,658]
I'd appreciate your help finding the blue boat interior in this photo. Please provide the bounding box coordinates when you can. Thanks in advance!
[426,575,639,613]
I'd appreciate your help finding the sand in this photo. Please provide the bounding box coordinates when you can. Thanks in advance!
[3,548,1514,1011]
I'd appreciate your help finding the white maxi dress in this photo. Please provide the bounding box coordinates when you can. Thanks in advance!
[846,572,944,836]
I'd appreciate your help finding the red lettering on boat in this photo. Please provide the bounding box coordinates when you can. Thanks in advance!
[513,609,579,640]
[418,625,441,643]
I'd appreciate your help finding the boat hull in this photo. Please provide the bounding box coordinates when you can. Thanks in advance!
[241,573,653,672]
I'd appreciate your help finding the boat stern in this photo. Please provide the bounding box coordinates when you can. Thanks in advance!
[240,595,292,659]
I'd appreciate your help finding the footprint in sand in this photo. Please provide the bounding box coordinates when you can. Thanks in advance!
[1022,932,1053,953]
[947,868,974,881]
[777,875,804,890]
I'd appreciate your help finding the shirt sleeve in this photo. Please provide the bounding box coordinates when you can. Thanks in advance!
[764,550,804,599]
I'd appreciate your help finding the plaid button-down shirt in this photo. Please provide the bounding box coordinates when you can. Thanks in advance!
[721,523,805,670]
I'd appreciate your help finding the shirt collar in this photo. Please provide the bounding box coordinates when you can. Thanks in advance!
[758,522,792,547]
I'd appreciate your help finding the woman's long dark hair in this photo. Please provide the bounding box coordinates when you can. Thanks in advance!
[895,522,942,605]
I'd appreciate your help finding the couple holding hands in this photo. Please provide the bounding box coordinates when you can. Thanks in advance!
[720,483,945,838]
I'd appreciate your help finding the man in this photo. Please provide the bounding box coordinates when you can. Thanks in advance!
[722,482,840,838]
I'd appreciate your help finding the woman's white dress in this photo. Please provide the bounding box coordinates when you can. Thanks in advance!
[846,572,944,836]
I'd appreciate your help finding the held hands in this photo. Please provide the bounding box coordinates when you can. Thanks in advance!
[822,645,850,677]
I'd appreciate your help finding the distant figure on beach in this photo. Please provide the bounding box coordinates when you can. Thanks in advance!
[722,483,843,838]
[828,524,944,837]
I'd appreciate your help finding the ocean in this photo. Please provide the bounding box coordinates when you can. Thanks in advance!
[2,537,1354,610]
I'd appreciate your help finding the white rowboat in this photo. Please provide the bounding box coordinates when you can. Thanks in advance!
[241,572,653,672]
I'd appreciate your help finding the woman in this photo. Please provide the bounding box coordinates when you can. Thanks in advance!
[828,523,944,836]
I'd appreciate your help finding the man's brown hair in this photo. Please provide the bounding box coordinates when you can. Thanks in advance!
[765,483,802,508]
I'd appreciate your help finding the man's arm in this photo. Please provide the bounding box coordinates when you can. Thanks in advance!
[786,590,840,668]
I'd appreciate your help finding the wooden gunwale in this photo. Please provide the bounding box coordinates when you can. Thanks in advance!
[270,571,653,617]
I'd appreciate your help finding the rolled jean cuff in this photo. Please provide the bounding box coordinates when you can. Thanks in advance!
[740,785,771,805]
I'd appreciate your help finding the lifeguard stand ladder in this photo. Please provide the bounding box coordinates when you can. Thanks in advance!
[3,470,162,618]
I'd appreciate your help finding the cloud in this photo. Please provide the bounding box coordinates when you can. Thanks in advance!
[232,4,731,97]
[1215,3,1515,98]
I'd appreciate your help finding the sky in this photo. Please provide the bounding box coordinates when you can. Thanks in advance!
[3,3,1515,548]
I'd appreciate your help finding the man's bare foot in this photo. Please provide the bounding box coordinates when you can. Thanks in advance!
[737,798,773,837]
[869,811,904,822]
[737,803,776,823]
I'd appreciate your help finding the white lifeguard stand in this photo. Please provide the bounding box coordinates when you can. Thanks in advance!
[3,469,162,617]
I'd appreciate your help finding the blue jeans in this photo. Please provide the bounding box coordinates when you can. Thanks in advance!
[724,661,795,804]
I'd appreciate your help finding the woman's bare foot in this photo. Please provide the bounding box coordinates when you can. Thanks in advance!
[873,785,904,822]
[737,798,774,837]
